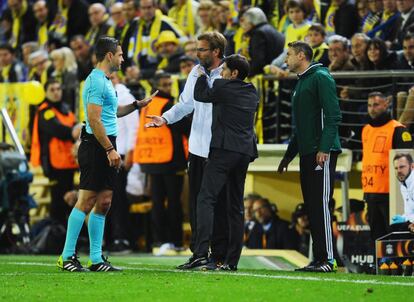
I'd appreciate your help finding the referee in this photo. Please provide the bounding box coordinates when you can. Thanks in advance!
[57,37,156,272]
[278,41,342,273]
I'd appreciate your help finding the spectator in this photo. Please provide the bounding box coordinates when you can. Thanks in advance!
[108,2,128,42]
[246,198,292,249]
[33,0,52,48]
[69,35,93,82]
[30,79,79,226]
[1,0,37,50]
[332,0,359,38]
[178,55,196,92]
[397,85,414,131]
[133,72,190,250]
[196,0,214,36]
[21,41,40,66]
[288,203,310,256]
[126,0,185,81]
[391,153,414,231]
[350,33,371,70]
[239,7,284,77]
[361,91,412,241]
[283,0,311,48]
[28,50,52,85]
[0,42,26,82]
[357,0,371,31]
[183,39,198,61]
[362,0,383,34]
[307,23,330,67]
[365,37,398,70]
[120,0,139,70]
[47,0,90,45]
[168,0,200,37]
[397,32,414,68]
[327,35,354,71]
[85,3,111,48]
[394,0,414,49]
[368,0,400,44]
[243,193,261,246]
[50,47,79,112]
[154,30,184,74]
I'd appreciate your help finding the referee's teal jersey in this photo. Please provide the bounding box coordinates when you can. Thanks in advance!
[82,68,118,136]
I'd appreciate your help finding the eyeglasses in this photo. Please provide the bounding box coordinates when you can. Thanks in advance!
[196,48,211,52]
[159,82,172,87]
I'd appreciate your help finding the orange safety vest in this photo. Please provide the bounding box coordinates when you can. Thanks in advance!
[133,96,188,164]
[361,120,403,193]
[30,102,78,170]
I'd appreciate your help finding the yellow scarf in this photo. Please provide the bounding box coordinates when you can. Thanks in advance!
[133,10,164,64]
[38,23,48,47]
[50,0,68,37]
[11,0,28,48]
[85,14,110,46]
[1,65,12,82]
[168,0,194,37]
[313,42,329,62]
[362,12,380,33]
[324,3,338,34]
[108,22,130,44]
[233,27,250,60]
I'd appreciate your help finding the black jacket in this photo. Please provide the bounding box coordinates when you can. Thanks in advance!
[246,216,293,249]
[37,100,75,177]
[246,22,285,77]
[194,76,259,159]
[333,1,359,39]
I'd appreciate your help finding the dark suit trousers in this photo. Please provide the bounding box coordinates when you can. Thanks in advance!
[300,152,338,262]
[195,148,251,266]
[107,163,130,242]
[151,173,184,246]
[188,153,228,259]
[49,170,74,226]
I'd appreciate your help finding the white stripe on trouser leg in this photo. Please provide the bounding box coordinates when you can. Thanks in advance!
[323,154,333,260]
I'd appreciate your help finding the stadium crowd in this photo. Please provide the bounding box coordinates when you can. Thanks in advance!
[1,0,414,255]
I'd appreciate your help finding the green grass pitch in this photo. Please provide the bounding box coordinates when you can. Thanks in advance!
[1,255,413,302]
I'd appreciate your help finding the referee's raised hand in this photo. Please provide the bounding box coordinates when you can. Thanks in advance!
[135,90,159,108]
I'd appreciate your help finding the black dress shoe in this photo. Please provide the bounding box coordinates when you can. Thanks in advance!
[219,264,237,271]
[176,255,209,270]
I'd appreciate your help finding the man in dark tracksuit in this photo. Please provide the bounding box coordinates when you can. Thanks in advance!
[179,54,258,271]
[278,41,342,273]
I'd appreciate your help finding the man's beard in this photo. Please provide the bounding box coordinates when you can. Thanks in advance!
[200,57,213,70]
[110,64,120,73]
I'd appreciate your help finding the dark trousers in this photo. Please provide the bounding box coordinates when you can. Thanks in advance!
[299,152,338,262]
[49,169,74,226]
[195,149,250,266]
[107,163,130,243]
[188,153,228,259]
[365,194,389,240]
[151,173,184,246]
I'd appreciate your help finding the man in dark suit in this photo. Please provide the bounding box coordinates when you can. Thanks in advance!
[179,54,259,271]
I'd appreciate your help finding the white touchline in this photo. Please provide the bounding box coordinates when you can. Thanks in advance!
[3,261,414,287]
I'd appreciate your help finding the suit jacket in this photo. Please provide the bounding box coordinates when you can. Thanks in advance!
[245,216,293,249]
[194,75,259,159]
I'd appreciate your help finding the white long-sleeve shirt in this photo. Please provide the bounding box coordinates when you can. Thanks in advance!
[162,64,222,158]
[399,171,414,223]
[115,83,139,156]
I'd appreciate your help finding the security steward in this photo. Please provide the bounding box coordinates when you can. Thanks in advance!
[133,72,190,249]
[31,79,80,226]
[362,91,413,241]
